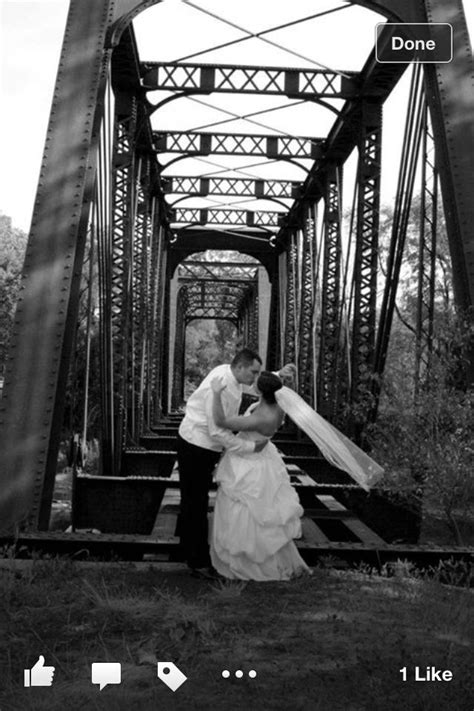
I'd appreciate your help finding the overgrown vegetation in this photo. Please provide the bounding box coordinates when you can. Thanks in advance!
[0,213,28,373]
[370,313,474,545]
[0,558,472,710]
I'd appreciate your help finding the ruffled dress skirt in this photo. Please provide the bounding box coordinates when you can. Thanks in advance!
[210,441,310,581]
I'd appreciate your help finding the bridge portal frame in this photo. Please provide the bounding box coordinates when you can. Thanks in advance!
[0,0,473,534]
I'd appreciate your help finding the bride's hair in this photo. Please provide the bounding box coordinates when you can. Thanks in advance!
[257,371,283,404]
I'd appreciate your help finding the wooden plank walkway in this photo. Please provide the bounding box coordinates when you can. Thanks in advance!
[142,460,386,549]
[31,430,471,565]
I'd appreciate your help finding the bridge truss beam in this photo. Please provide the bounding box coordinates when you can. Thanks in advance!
[154,131,323,161]
[170,208,282,229]
[163,176,301,201]
[142,61,359,99]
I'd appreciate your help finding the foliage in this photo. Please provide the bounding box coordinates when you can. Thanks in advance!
[369,316,474,545]
[377,197,454,406]
[0,213,28,372]
[184,319,238,397]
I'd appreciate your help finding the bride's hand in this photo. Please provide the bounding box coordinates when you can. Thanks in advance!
[211,377,227,394]
[254,438,269,453]
[278,363,297,387]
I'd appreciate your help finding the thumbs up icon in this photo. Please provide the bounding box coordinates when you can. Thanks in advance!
[24,655,55,687]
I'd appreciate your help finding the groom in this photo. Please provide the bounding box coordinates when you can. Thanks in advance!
[176,347,294,578]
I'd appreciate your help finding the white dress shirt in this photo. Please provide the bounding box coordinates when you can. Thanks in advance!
[178,364,256,454]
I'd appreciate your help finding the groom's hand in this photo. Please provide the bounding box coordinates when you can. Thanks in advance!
[254,439,269,453]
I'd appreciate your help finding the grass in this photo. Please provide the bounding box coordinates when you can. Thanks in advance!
[0,557,473,711]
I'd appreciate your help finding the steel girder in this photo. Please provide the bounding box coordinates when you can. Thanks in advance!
[109,93,138,469]
[297,213,317,406]
[154,131,323,161]
[178,261,258,282]
[237,284,259,352]
[265,264,281,372]
[182,281,250,321]
[283,235,298,367]
[372,65,425,410]
[421,0,474,380]
[318,168,344,419]
[118,0,474,322]
[0,0,115,531]
[350,102,382,427]
[149,222,167,425]
[194,290,252,320]
[163,177,300,201]
[171,288,187,410]
[167,235,277,279]
[133,160,157,438]
[170,208,282,229]
[415,101,438,390]
[142,61,358,99]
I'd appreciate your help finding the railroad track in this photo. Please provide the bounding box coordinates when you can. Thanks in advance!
[2,462,473,568]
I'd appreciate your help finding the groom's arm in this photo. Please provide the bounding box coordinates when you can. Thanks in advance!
[204,392,263,454]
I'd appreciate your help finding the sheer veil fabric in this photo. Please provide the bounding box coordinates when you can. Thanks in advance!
[275,387,383,491]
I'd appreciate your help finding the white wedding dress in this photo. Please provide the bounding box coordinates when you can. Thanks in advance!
[210,427,310,581]
[210,386,384,581]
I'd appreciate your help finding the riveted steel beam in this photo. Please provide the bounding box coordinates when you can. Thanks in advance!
[422,0,474,352]
[154,131,323,161]
[171,288,186,410]
[415,102,438,392]
[318,167,344,419]
[0,0,115,532]
[142,61,359,99]
[162,176,300,200]
[178,261,259,281]
[350,102,382,433]
[283,235,298,366]
[297,214,317,406]
[170,208,282,228]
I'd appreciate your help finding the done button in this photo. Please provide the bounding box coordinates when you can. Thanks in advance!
[375,23,452,64]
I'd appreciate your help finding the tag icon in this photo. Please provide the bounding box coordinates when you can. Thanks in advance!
[157,662,187,691]
[24,655,55,687]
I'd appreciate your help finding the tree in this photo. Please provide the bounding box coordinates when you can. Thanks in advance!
[376,196,455,408]
[184,319,238,397]
[0,213,28,373]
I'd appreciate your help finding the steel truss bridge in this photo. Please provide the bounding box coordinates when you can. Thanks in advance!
[1,0,473,564]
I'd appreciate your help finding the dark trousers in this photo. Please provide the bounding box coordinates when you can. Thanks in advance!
[176,435,221,569]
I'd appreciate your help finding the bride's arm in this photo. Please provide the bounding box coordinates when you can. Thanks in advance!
[211,381,268,433]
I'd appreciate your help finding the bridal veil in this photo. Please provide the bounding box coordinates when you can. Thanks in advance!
[275,387,383,491]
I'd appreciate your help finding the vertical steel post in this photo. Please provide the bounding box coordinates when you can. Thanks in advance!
[110,92,138,470]
[350,102,382,432]
[284,236,297,367]
[171,289,186,410]
[318,168,343,418]
[298,210,316,405]
[266,268,281,371]
[0,0,115,530]
[415,100,438,392]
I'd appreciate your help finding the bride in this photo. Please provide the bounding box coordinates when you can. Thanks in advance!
[210,371,384,582]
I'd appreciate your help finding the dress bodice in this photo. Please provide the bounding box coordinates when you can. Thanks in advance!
[237,402,279,442]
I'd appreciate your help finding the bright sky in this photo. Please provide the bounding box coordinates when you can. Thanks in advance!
[0,0,473,232]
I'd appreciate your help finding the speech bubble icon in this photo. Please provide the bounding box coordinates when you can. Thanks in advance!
[91,662,121,691]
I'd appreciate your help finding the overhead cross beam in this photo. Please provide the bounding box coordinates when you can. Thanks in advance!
[178,280,252,322]
[154,131,323,161]
[162,176,301,200]
[178,261,259,281]
[142,61,359,99]
[170,207,282,228]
